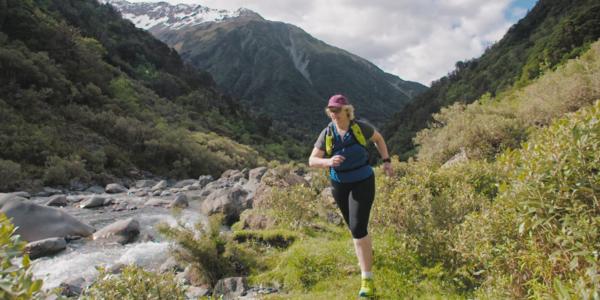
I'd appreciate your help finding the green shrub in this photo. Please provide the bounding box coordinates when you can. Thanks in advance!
[42,155,90,186]
[158,214,257,287]
[371,159,502,267]
[0,159,22,191]
[84,265,185,299]
[0,213,45,299]
[415,41,600,166]
[454,100,600,298]
[263,185,320,230]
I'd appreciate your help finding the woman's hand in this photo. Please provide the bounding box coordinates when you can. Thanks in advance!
[329,155,346,167]
[383,161,393,177]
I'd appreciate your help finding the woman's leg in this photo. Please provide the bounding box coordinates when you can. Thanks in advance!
[348,175,376,274]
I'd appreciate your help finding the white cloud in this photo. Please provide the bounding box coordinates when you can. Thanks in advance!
[127,0,530,86]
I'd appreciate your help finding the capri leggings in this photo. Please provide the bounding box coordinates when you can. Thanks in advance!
[330,174,375,239]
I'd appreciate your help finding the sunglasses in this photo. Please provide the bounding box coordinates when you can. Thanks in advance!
[328,107,342,113]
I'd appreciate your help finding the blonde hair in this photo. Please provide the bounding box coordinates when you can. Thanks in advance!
[325,105,355,120]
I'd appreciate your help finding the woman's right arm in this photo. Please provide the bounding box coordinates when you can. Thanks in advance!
[309,148,345,168]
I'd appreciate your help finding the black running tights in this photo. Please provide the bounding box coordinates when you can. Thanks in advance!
[330,175,375,239]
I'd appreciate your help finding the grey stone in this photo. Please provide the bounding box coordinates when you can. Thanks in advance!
[169,193,189,208]
[201,185,249,225]
[105,183,128,194]
[135,179,158,189]
[0,194,94,242]
[213,277,248,300]
[151,180,168,191]
[9,191,30,198]
[25,237,67,259]
[159,256,183,273]
[197,175,214,188]
[46,195,68,207]
[79,196,108,209]
[59,277,86,297]
[187,286,211,298]
[160,190,172,197]
[145,198,171,207]
[85,185,105,194]
[93,218,140,245]
[173,179,197,188]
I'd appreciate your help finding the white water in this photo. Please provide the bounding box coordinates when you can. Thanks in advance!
[30,197,207,290]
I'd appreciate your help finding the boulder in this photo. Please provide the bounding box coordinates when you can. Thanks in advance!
[253,169,309,208]
[36,187,62,197]
[442,148,468,168]
[160,190,172,197]
[105,183,128,194]
[197,175,214,188]
[25,237,67,259]
[135,179,158,189]
[241,212,276,230]
[145,198,171,207]
[93,218,140,245]
[187,286,211,298]
[0,194,94,242]
[201,185,249,225]
[85,185,105,194]
[169,193,189,208]
[59,277,87,297]
[9,191,30,198]
[151,180,168,191]
[159,256,183,273]
[134,190,148,197]
[173,179,197,189]
[79,196,110,209]
[46,194,68,207]
[213,277,248,300]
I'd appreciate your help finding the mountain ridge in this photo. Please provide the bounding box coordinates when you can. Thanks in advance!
[107,0,428,138]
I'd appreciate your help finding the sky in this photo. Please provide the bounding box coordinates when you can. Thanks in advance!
[128,0,538,86]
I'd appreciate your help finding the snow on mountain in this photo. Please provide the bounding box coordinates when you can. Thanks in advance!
[101,0,261,30]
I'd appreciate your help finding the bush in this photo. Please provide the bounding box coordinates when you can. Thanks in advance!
[0,213,45,299]
[158,214,257,287]
[371,158,502,267]
[84,265,185,299]
[454,100,600,298]
[0,159,23,191]
[42,155,90,186]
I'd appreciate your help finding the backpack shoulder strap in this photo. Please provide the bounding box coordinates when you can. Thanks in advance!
[350,121,367,147]
[325,122,334,157]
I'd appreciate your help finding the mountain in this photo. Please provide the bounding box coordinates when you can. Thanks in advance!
[104,0,428,139]
[382,0,600,159]
[0,0,304,191]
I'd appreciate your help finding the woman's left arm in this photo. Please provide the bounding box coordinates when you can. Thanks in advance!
[371,130,393,177]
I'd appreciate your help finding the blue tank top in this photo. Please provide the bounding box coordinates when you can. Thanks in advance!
[329,124,373,183]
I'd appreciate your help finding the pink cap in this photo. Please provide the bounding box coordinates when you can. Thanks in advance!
[327,94,349,107]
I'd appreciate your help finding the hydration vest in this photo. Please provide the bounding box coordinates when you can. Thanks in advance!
[325,121,368,157]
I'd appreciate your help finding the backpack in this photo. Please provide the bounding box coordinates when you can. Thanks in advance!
[325,121,367,157]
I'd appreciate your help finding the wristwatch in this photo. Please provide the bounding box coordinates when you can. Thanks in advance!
[382,158,391,163]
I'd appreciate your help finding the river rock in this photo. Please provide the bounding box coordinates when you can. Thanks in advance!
[135,179,157,188]
[173,179,197,189]
[93,218,140,244]
[169,193,188,208]
[79,196,110,208]
[160,190,172,197]
[201,185,249,225]
[46,194,68,207]
[159,256,184,273]
[0,194,94,242]
[25,237,67,259]
[187,286,211,298]
[213,277,248,300]
[9,191,30,198]
[151,180,168,191]
[135,189,148,197]
[145,198,171,207]
[105,183,127,194]
[85,185,105,194]
[197,175,214,188]
[36,187,62,197]
[59,277,87,297]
